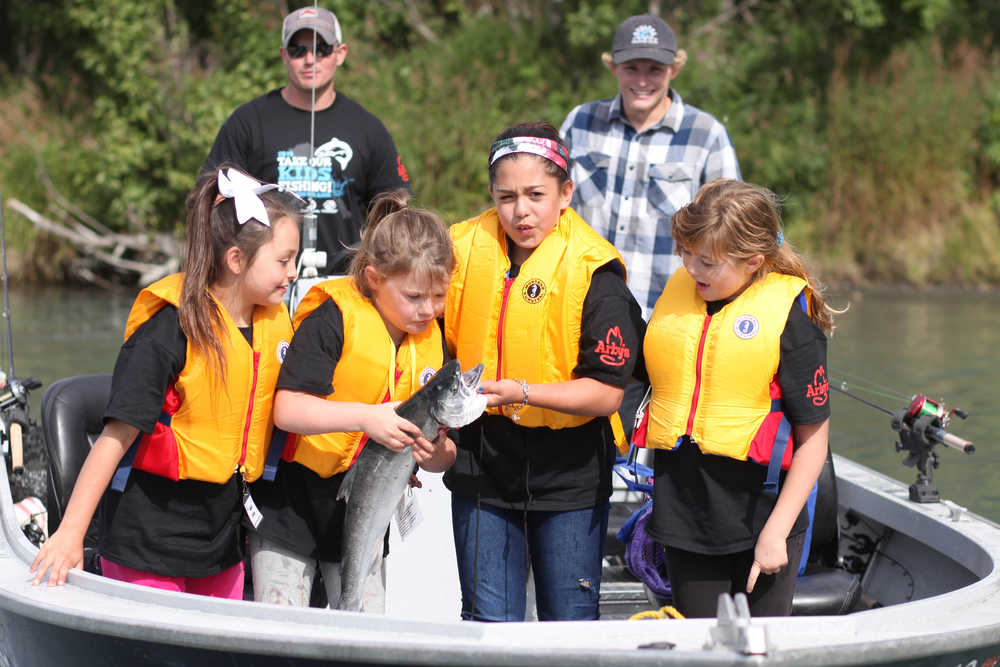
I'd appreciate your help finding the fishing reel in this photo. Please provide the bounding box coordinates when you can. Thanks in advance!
[0,372,41,477]
[0,371,41,411]
[891,395,973,503]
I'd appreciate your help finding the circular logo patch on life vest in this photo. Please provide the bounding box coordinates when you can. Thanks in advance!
[277,340,290,363]
[419,366,436,387]
[522,279,546,304]
[733,315,759,340]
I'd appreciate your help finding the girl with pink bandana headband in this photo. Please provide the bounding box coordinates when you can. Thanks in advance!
[443,122,646,621]
[487,135,570,172]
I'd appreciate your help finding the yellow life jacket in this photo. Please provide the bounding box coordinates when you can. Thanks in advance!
[278,277,444,478]
[644,270,808,467]
[445,206,628,446]
[116,273,292,486]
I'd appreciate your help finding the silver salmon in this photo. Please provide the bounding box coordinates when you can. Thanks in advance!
[336,359,486,611]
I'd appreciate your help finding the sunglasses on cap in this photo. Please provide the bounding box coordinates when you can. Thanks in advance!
[286,42,335,59]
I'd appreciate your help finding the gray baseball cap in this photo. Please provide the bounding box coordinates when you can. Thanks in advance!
[612,14,676,65]
[282,6,342,48]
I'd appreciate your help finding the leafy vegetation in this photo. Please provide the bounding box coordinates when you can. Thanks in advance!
[1,0,997,286]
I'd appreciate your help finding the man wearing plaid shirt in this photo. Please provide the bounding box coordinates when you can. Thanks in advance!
[561,14,740,319]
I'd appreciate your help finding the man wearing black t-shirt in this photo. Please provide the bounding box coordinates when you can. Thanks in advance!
[202,6,411,274]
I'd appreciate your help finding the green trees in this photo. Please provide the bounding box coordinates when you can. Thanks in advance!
[1,1,997,284]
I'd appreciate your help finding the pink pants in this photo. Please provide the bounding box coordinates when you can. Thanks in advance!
[100,558,245,600]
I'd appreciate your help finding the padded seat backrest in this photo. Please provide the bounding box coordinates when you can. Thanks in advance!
[41,374,112,530]
[792,448,863,615]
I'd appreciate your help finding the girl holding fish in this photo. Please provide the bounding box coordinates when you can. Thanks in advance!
[250,190,457,610]
[642,179,833,617]
[444,121,645,621]
[30,166,302,598]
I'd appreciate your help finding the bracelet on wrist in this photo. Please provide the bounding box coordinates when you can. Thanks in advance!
[509,378,530,422]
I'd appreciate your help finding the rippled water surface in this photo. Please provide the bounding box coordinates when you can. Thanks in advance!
[4,284,998,521]
[825,288,998,521]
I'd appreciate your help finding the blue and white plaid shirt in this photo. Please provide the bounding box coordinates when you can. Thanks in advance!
[561,90,740,318]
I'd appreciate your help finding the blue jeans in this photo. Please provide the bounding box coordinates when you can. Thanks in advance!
[451,495,609,621]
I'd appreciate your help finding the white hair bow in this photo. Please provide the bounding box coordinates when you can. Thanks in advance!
[217,168,279,227]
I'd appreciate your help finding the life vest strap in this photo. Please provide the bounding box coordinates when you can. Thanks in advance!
[798,482,818,574]
[262,428,291,482]
[763,399,818,575]
[763,398,791,495]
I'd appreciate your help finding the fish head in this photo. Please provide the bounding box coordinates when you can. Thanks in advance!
[429,361,487,429]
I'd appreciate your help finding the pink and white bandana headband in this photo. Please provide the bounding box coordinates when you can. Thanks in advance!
[489,136,569,172]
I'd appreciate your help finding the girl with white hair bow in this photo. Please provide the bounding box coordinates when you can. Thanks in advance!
[31,166,303,599]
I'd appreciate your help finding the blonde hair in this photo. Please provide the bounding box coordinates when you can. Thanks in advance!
[349,189,454,298]
[672,179,836,334]
[602,48,687,72]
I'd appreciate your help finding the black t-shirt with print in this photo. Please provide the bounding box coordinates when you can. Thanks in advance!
[444,263,647,512]
[100,305,248,577]
[203,89,410,273]
[647,300,831,555]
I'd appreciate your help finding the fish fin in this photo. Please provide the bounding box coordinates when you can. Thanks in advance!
[337,463,357,502]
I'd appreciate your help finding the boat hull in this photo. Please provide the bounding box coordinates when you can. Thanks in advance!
[1,456,999,666]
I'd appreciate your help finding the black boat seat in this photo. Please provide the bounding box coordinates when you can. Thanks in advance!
[41,373,112,573]
[792,567,862,615]
[791,449,863,615]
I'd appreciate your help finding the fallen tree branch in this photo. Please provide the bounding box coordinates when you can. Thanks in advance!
[6,198,179,286]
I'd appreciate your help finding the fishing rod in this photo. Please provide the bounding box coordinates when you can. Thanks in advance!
[1,187,15,378]
[0,188,42,475]
[0,189,46,547]
[292,0,327,296]
[285,0,329,316]
[831,379,974,503]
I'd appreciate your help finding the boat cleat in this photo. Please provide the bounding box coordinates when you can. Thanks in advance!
[707,593,769,655]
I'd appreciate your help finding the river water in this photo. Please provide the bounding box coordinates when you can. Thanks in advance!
[3,284,998,522]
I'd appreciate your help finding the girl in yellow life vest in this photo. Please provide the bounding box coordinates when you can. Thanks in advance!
[31,167,303,598]
[250,190,457,610]
[643,178,836,618]
[444,121,645,621]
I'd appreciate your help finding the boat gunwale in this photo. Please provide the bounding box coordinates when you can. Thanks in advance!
[0,454,998,665]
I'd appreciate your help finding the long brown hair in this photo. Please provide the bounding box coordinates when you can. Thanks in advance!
[672,179,837,334]
[349,189,454,299]
[181,165,303,375]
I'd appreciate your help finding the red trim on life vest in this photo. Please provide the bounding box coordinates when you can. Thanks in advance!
[632,407,650,448]
[495,275,515,419]
[685,316,712,435]
[496,275,514,382]
[748,378,794,469]
[280,433,298,461]
[133,383,182,481]
[133,423,181,481]
[240,351,261,467]
[162,383,182,415]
